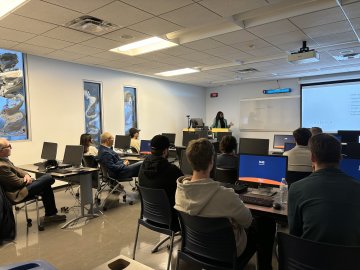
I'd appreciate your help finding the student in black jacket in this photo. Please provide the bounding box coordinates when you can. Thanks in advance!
[138,135,183,225]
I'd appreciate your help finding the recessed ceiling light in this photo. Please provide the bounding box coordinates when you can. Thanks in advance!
[155,68,199,77]
[0,0,30,19]
[110,37,178,56]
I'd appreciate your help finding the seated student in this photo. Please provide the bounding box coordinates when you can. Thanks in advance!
[80,133,98,156]
[0,138,66,224]
[129,128,140,153]
[138,135,183,228]
[98,132,142,179]
[310,126,323,136]
[175,138,274,270]
[288,134,360,246]
[216,135,238,170]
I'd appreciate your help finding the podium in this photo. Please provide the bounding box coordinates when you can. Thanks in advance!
[211,128,229,133]
[182,128,208,146]
[211,128,232,142]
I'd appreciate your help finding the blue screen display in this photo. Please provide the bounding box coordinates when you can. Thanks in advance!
[239,154,288,186]
[340,158,360,181]
[284,142,296,152]
[140,140,151,153]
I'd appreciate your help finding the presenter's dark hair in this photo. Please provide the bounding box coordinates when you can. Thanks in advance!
[215,111,224,120]
[80,133,92,153]
[186,138,215,171]
[220,135,237,153]
[309,133,341,164]
[293,128,312,146]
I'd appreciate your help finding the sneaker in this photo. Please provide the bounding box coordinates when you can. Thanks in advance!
[43,214,67,223]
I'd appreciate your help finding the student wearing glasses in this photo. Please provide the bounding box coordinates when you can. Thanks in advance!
[0,138,66,224]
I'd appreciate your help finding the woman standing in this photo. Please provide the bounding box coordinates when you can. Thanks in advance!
[211,111,233,128]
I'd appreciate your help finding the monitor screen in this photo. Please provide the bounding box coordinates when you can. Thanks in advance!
[338,130,360,143]
[217,132,232,143]
[190,118,204,128]
[284,142,296,152]
[114,135,131,149]
[41,142,57,160]
[340,158,360,181]
[343,143,360,159]
[238,154,288,186]
[182,132,200,147]
[140,140,151,154]
[239,138,269,155]
[63,145,84,167]
[273,134,295,149]
[162,133,176,144]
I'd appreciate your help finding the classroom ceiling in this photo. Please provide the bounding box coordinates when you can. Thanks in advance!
[1,0,360,87]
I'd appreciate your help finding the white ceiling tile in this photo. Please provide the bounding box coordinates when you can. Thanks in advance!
[89,1,153,28]
[263,30,311,46]
[103,28,149,43]
[0,39,19,49]
[162,46,198,56]
[343,1,360,19]
[247,19,299,38]
[44,0,114,14]
[79,37,121,50]
[63,44,104,54]
[230,38,272,51]
[247,46,283,57]
[160,3,221,28]
[183,38,224,50]
[42,27,95,43]
[196,57,229,66]
[76,56,109,65]
[312,31,357,46]
[0,27,35,42]
[289,7,345,29]
[179,51,213,61]
[327,45,360,56]
[0,14,56,35]
[220,52,253,61]
[121,0,193,15]
[212,30,258,45]
[199,0,268,17]
[205,45,246,57]
[46,50,85,61]
[25,36,73,50]
[277,40,318,52]
[129,17,182,36]
[14,0,82,25]
[12,43,55,55]
[302,20,352,38]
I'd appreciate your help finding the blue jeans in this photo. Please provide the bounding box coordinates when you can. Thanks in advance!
[26,174,57,216]
[113,161,142,179]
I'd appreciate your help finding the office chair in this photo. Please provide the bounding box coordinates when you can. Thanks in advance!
[277,232,360,270]
[0,185,16,243]
[133,186,179,270]
[98,163,133,211]
[14,195,44,231]
[82,155,101,203]
[130,146,138,154]
[286,171,312,188]
[176,212,256,270]
[214,167,238,184]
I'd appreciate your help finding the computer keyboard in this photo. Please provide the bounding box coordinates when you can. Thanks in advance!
[239,193,274,207]
[220,183,248,194]
[51,168,73,174]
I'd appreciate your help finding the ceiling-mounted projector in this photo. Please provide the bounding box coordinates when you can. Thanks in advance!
[288,41,319,64]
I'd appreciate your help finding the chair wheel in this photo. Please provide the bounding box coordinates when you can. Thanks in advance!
[103,206,107,211]
[96,198,101,204]
[129,201,134,205]
[27,223,32,228]
[27,218,32,224]
[75,192,80,197]
[15,206,20,211]
[38,225,44,231]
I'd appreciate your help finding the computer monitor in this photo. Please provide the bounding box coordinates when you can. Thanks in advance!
[340,158,360,181]
[216,132,232,143]
[343,143,360,159]
[284,142,296,152]
[63,145,84,167]
[338,130,360,143]
[41,142,57,160]
[190,118,204,128]
[238,154,288,187]
[328,133,342,142]
[140,140,151,154]
[182,132,200,147]
[239,138,269,155]
[162,133,176,145]
[114,135,131,150]
[273,134,295,150]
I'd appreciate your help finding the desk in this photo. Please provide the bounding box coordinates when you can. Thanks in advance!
[245,203,287,224]
[19,164,99,228]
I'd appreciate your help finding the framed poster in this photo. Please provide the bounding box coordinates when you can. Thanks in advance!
[84,81,102,145]
[0,48,29,140]
[124,86,137,134]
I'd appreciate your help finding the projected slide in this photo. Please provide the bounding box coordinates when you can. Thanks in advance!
[302,80,360,132]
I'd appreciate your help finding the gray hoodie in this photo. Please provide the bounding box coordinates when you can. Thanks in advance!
[175,176,253,256]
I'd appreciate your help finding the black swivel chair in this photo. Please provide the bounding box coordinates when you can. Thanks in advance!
[0,185,16,243]
[176,212,256,270]
[98,163,133,210]
[214,167,238,184]
[286,171,312,188]
[278,232,360,270]
[133,186,179,270]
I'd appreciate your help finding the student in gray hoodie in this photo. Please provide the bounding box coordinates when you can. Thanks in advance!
[175,138,274,270]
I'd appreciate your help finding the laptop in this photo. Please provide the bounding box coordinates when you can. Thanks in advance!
[139,140,151,155]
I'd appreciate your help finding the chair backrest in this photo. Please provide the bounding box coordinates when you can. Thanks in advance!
[278,232,360,270]
[178,211,237,265]
[0,185,16,243]
[215,167,238,184]
[82,155,98,168]
[286,171,312,187]
[137,185,173,227]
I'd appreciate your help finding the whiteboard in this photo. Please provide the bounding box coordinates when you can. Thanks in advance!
[239,96,300,131]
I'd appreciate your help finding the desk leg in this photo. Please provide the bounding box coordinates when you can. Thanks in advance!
[61,173,99,229]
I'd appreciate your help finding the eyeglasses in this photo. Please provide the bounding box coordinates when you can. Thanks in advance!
[1,144,11,150]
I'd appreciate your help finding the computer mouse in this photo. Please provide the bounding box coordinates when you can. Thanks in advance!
[273,202,282,210]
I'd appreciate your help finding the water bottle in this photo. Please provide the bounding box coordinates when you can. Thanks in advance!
[279,178,288,204]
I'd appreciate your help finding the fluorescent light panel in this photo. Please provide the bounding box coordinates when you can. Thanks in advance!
[156,68,199,77]
[110,37,177,56]
[0,0,29,19]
